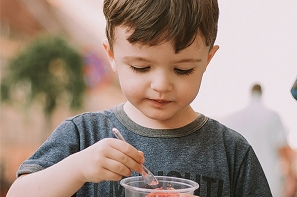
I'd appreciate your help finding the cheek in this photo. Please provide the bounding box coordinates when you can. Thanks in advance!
[117,74,145,98]
[176,76,202,101]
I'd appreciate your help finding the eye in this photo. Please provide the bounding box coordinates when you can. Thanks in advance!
[174,68,194,75]
[130,66,150,73]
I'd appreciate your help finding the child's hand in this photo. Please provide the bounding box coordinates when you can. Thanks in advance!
[73,138,144,183]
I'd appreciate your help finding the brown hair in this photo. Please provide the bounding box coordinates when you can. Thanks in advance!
[103,0,219,53]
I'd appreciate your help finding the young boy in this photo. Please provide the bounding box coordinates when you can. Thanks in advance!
[7,0,272,196]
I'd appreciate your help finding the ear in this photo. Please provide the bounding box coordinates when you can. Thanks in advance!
[206,45,219,67]
[102,39,117,72]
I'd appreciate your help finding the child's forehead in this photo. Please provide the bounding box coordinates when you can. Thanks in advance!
[113,26,207,51]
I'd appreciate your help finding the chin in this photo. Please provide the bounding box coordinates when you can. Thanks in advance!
[141,110,174,121]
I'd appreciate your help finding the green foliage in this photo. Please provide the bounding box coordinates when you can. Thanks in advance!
[1,35,86,117]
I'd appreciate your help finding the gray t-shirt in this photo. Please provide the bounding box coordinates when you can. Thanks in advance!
[17,104,272,197]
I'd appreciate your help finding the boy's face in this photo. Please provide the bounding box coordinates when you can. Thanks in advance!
[103,27,218,126]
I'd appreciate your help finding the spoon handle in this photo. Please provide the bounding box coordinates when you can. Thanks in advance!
[112,128,126,142]
[111,128,159,186]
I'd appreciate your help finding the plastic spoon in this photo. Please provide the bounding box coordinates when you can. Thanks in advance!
[112,128,159,186]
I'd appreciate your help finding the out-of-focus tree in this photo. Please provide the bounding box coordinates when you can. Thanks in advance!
[1,35,86,137]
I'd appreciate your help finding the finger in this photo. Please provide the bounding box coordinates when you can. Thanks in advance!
[111,139,145,164]
[101,157,132,177]
[105,140,143,173]
[93,165,123,182]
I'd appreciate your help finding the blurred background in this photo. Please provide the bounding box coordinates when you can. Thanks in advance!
[0,0,296,196]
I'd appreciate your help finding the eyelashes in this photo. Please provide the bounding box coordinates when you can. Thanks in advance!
[130,66,195,76]
[174,68,194,75]
[130,66,150,73]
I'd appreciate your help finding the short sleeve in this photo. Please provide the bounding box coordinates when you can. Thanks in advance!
[17,120,80,177]
[235,147,272,196]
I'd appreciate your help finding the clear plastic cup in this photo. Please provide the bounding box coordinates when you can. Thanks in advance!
[120,176,199,197]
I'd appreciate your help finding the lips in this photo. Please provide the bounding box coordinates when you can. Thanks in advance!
[148,99,172,106]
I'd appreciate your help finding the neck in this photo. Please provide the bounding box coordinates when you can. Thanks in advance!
[251,92,261,99]
[123,102,198,129]
[250,92,262,104]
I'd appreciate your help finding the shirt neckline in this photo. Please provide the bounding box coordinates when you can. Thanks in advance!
[113,104,208,138]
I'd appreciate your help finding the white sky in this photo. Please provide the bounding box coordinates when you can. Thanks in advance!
[192,1,297,148]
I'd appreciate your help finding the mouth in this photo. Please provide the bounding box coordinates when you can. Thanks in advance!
[148,99,172,106]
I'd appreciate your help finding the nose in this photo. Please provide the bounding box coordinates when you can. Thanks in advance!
[150,72,173,92]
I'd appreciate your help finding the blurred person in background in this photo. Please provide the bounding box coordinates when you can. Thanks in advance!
[222,83,288,196]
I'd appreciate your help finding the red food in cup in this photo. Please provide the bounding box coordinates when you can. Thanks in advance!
[145,187,180,197]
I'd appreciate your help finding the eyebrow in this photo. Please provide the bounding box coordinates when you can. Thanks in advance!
[122,56,202,64]
[174,58,202,63]
[122,56,152,63]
